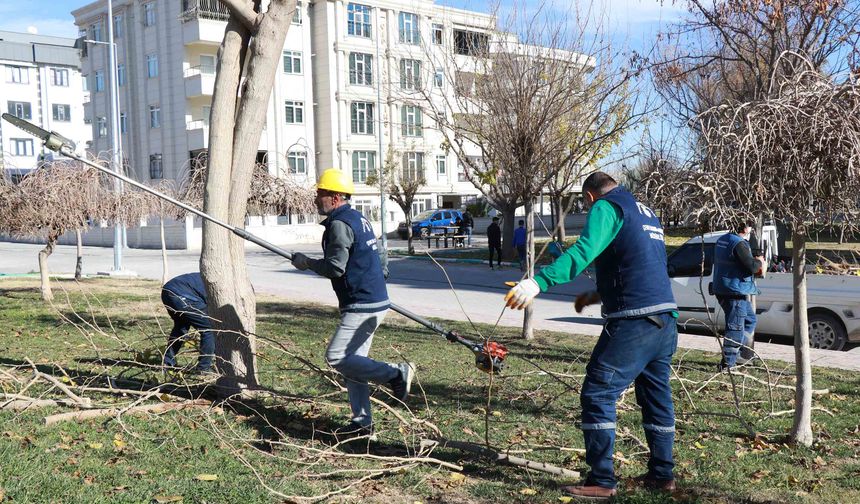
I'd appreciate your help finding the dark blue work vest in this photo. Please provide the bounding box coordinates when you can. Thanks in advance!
[162,273,208,308]
[323,204,390,313]
[713,233,758,296]
[593,187,677,318]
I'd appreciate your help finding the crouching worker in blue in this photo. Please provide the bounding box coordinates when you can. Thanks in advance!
[505,172,678,499]
[291,168,414,440]
[713,221,765,370]
[162,273,215,372]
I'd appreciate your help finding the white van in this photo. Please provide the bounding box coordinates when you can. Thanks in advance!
[667,227,860,350]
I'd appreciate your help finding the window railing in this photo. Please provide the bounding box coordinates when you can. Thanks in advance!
[187,119,209,130]
[184,64,216,78]
[180,0,230,22]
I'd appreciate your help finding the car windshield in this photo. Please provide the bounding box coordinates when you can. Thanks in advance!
[414,210,435,221]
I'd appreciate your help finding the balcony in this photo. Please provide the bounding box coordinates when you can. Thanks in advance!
[186,119,209,150]
[184,65,216,97]
[181,0,229,45]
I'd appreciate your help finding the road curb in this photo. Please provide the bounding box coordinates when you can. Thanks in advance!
[395,254,519,267]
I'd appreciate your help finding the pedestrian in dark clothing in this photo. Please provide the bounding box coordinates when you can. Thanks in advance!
[487,217,502,269]
[513,219,527,271]
[162,273,215,372]
[506,172,678,499]
[461,211,474,246]
[713,220,765,370]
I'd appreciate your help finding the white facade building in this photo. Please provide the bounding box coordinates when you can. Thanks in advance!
[69,0,552,248]
[0,31,91,180]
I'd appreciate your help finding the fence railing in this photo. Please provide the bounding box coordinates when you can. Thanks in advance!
[180,0,230,22]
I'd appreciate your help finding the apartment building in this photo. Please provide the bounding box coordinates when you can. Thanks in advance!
[0,30,91,180]
[311,0,493,223]
[71,0,535,247]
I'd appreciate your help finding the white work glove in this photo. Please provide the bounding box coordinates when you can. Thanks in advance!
[505,278,541,310]
[291,252,312,271]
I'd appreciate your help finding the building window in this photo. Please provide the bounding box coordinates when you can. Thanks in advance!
[12,139,34,157]
[411,197,432,217]
[288,150,307,174]
[347,3,372,38]
[7,101,32,120]
[144,3,156,27]
[149,154,163,179]
[52,104,71,122]
[284,100,304,124]
[149,105,161,128]
[95,70,105,91]
[90,22,102,42]
[402,152,424,181]
[434,68,444,88]
[349,53,373,86]
[436,155,446,177]
[117,64,126,86]
[120,112,127,133]
[292,1,302,24]
[146,54,158,78]
[454,29,489,56]
[400,59,421,90]
[7,66,28,84]
[50,68,69,87]
[350,102,374,135]
[352,150,376,183]
[401,105,423,137]
[200,55,216,74]
[432,23,443,45]
[352,199,377,220]
[458,161,467,182]
[113,14,123,38]
[399,12,419,45]
[283,51,302,74]
[82,73,89,91]
[97,116,107,137]
[202,105,211,125]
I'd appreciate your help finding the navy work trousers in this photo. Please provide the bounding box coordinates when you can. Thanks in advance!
[580,313,678,488]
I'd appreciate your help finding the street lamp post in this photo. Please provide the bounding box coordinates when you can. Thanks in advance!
[374,6,388,249]
[85,0,123,272]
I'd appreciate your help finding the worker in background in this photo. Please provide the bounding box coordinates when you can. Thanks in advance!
[161,272,215,373]
[505,172,678,499]
[712,220,765,369]
[291,168,413,441]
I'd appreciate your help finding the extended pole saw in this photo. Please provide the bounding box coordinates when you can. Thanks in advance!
[3,113,507,374]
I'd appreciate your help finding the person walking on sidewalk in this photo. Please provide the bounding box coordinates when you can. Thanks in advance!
[291,168,414,440]
[487,216,502,269]
[504,171,679,499]
[513,219,527,271]
[161,272,215,373]
[713,220,765,370]
[461,210,474,246]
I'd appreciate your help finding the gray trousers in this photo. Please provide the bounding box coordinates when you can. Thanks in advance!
[326,309,399,426]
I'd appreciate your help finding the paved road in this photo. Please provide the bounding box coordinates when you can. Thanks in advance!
[2,240,858,371]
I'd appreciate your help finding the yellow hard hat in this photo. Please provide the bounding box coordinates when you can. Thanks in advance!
[316,168,355,195]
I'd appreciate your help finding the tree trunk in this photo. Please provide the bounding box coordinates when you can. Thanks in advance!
[201,3,294,396]
[406,215,414,255]
[790,232,813,446]
[522,199,535,340]
[74,229,83,281]
[160,217,169,285]
[555,195,568,242]
[501,205,516,260]
[38,233,59,302]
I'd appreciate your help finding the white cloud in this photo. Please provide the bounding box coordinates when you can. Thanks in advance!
[0,17,78,38]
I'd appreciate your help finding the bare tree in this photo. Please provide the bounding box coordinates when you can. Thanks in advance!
[417,3,640,339]
[200,0,298,394]
[367,147,426,255]
[666,63,860,446]
[0,160,102,301]
[653,0,860,129]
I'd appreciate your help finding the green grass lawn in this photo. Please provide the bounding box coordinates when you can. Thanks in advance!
[1,278,859,503]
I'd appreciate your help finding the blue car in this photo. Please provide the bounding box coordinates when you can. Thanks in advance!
[397,209,463,238]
